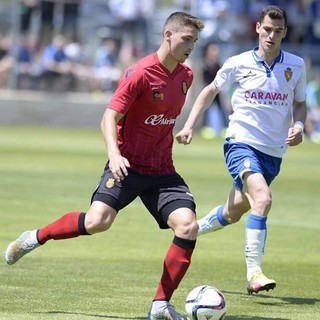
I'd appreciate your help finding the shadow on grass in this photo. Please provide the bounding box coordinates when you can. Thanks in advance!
[222,290,319,319]
[224,290,320,306]
[226,317,288,320]
[33,294,320,320]
[34,311,145,319]
[36,311,290,320]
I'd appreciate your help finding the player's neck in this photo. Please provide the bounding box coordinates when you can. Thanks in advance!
[257,48,280,67]
[157,48,178,73]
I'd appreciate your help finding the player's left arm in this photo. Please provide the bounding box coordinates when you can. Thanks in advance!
[101,108,130,181]
[286,100,307,146]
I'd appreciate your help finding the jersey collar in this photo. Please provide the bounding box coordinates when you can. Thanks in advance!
[252,47,284,77]
[252,46,284,65]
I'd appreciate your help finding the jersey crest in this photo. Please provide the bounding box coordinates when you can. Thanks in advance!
[182,81,188,94]
[284,67,293,82]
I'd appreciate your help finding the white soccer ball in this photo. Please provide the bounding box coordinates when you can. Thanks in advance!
[185,285,227,320]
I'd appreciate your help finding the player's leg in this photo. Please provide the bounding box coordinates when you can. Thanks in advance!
[4,163,128,265]
[156,206,198,300]
[197,187,250,235]
[148,206,197,320]
[145,174,197,320]
[198,138,251,236]
[242,172,276,294]
[197,205,229,235]
[4,201,117,265]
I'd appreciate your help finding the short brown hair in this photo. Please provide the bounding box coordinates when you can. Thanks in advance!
[259,6,287,28]
[164,12,204,33]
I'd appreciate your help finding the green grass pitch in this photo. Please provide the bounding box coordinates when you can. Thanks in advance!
[0,125,319,319]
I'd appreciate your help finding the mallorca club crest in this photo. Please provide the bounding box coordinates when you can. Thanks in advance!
[182,81,188,95]
[284,67,292,82]
[106,178,115,188]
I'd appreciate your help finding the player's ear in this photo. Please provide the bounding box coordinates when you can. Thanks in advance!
[255,22,261,34]
[164,30,173,42]
[282,27,287,39]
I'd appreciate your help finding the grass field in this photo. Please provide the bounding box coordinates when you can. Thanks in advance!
[0,125,319,320]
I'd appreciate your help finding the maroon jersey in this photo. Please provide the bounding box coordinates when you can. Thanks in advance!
[108,53,193,175]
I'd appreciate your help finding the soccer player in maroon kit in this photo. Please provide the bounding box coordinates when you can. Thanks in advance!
[5,12,204,320]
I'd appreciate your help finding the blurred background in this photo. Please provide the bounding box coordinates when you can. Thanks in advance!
[0,0,319,142]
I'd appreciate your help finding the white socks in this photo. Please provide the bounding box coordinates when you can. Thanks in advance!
[198,208,268,282]
[197,205,229,235]
[245,214,267,281]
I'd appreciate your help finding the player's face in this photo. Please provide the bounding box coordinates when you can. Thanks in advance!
[256,15,287,56]
[168,25,199,63]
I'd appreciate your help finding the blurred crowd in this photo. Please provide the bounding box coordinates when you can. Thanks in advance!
[0,0,154,92]
[0,0,319,142]
[0,0,320,92]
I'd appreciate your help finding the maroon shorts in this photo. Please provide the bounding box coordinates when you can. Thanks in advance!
[91,163,196,229]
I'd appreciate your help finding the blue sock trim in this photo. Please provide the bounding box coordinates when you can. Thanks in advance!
[217,205,229,226]
[246,213,267,230]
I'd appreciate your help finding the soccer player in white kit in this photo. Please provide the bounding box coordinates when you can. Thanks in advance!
[176,5,307,294]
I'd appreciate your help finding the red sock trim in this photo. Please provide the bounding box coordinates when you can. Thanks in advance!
[37,211,86,244]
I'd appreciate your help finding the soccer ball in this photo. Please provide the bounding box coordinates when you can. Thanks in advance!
[185,285,227,320]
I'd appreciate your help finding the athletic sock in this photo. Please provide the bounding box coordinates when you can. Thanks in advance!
[37,211,89,244]
[149,300,168,313]
[198,205,229,235]
[245,213,267,281]
[154,236,196,301]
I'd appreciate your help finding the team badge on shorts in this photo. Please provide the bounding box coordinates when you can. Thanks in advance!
[244,158,251,169]
[284,67,292,82]
[106,178,115,188]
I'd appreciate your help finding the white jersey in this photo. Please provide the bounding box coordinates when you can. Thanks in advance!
[213,48,306,157]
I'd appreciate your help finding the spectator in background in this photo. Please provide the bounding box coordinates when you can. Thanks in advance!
[93,38,122,92]
[200,42,230,139]
[306,73,320,143]
[64,38,92,92]
[38,34,75,91]
[12,35,37,90]
[0,35,14,89]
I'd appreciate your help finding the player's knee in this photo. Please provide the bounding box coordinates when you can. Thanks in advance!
[254,193,272,214]
[174,219,198,239]
[189,219,199,234]
[85,210,116,234]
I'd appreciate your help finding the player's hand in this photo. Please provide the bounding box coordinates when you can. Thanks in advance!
[285,126,303,146]
[175,128,193,145]
[109,154,130,182]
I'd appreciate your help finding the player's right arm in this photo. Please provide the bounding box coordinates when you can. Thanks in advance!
[101,108,130,182]
[176,83,220,145]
